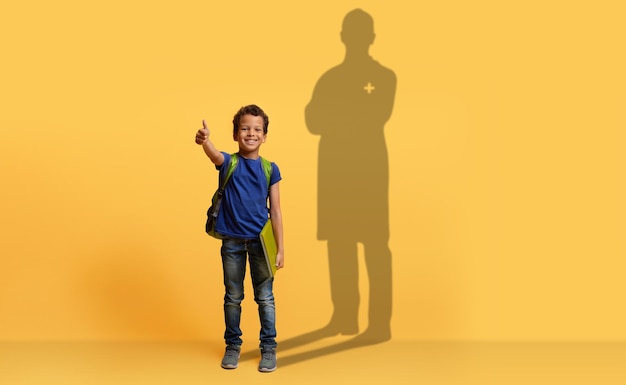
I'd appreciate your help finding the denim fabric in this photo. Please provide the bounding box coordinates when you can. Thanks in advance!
[221,237,276,349]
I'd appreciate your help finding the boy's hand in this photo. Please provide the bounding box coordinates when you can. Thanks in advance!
[275,251,284,270]
[195,120,210,144]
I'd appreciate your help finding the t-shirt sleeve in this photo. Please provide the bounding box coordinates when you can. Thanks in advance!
[270,162,282,186]
[216,152,230,170]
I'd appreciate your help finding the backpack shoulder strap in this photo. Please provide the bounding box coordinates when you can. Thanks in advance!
[222,154,270,189]
[260,157,272,187]
[220,153,239,189]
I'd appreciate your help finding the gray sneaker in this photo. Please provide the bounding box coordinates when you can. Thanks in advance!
[221,344,240,369]
[258,348,277,372]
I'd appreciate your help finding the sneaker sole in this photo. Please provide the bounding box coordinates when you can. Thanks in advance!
[258,365,276,373]
[221,353,240,369]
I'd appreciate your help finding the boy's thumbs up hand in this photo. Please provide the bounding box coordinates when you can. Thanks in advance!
[195,120,210,144]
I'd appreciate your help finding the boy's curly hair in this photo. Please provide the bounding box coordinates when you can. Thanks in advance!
[232,104,269,136]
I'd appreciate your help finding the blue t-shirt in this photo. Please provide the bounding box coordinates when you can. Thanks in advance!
[215,152,282,238]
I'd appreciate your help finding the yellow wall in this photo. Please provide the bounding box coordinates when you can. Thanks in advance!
[1,0,624,341]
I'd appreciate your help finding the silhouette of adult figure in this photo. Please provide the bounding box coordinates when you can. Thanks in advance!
[305,8,396,343]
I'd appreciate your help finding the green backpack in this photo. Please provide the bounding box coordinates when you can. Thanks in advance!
[205,153,273,239]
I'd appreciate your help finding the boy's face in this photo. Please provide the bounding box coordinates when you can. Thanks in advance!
[234,114,266,154]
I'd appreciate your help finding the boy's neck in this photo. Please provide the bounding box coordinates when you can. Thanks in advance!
[237,149,260,160]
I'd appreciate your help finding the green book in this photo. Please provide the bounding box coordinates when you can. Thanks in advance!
[260,219,278,277]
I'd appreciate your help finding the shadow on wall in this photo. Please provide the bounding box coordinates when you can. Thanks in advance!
[242,8,397,366]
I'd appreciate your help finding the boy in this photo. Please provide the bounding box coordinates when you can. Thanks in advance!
[195,104,284,372]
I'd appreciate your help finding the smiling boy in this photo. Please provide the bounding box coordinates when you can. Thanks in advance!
[195,104,284,372]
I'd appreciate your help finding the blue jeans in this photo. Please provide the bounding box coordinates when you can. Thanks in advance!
[221,237,276,349]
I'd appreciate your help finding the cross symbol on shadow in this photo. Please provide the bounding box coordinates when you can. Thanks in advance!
[363,82,375,94]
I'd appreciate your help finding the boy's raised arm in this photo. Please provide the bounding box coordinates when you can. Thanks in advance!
[195,119,224,166]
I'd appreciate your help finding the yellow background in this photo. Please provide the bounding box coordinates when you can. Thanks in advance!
[1,0,625,343]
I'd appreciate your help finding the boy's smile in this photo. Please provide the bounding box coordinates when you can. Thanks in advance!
[234,114,266,156]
